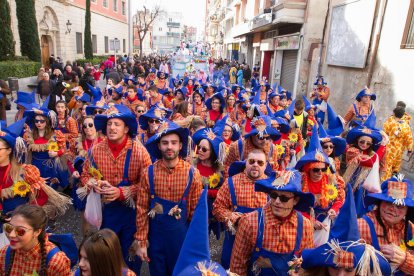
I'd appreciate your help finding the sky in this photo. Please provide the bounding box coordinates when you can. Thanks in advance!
[131,0,206,35]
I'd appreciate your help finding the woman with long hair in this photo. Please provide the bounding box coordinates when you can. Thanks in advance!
[75,229,135,276]
[0,205,71,275]
[171,101,189,121]
[224,94,237,122]
[205,92,226,128]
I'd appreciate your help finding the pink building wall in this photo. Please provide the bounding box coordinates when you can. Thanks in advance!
[72,0,127,23]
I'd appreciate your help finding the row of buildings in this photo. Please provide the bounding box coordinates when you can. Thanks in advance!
[8,0,130,68]
[204,0,414,125]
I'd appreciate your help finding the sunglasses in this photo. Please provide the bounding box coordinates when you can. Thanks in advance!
[83,123,94,129]
[34,119,46,124]
[3,223,33,237]
[136,110,145,114]
[94,109,104,115]
[148,119,161,124]
[247,159,265,167]
[323,145,334,149]
[257,136,271,141]
[269,193,294,203]
[358,140,372,146]
[197,146,210,153]
[311,167,328,173]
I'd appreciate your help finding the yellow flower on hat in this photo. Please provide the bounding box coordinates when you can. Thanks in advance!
[289,132,298,143]
[13,180,31,197]
[47,141,59,152]
[275,144,285,155]
[325,183,338,201]
[89,167,103,180]
[208,173,221,189]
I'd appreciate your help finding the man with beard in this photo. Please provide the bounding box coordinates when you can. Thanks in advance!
[146,85,169,109]
[213,149,269,269]
[135,121,203,276]
[80,105,152,275]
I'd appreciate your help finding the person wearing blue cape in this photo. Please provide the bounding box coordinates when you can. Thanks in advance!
[231,169,315,275]
[358,175,414,275]
[302,183,391,275]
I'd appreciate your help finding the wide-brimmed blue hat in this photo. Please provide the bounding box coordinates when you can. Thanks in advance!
[15,91,39,110]
[271,116,290,134]
[365,174,414,208]
[192,87,205,100]
[157,71,169,79]
[193,128,226,164]
[268,91,284,101]
[318,122,346,157]
[205,92,225,111]
[355,88,376,101]
[231,84,245,93]
[23,96,57,129]
[326,103,344,136]
[295,125,331,171]
[313,76,327,85]
[108,86,123,96]
[244,115,281,141]
[138,107,166,131]
[0,118,27,163]
[236,90,250,104]
[302,184,391,274]
[94,105,138,138]
[123,77,137,85]
[201,83,217,93]
[172,187,227,276]
[346,111,382,149]
[86,83,103,102]
[175,86,188,96]
[169,75,183,89]
[85,100,109,116]
[255,170,315,212]
[145,120,189,160]
[213,115,241,141]
[75,92,91,103]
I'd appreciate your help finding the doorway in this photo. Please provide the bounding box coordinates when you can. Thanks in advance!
[41,35,51,69]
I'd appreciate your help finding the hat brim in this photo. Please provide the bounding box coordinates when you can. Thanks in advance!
[176,261,227,276]
[145,128,189,160]
[365,193,414,208]
[346,127,382,150]
[85,105,108,116]
[205,93,226,110]
[94,114,138,138]
[295,150,331,171]
[244,127,281,141]
[320,136,346,157]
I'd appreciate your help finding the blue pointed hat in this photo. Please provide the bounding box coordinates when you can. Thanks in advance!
[201,83,217,93]
[23,96,57,129]
[213,115,241,142]
[271,116,290,134]
[145,120,189,160]
[75,93,91,103]
[15,90,39,110]
[172,187,227,276]
[302,96,313,111]
[94,104,138,137]
[287,99,296,118]
[86,83,103,104]
[123,77,137,85]
[318,122,346,157]
[192,128,226,165]
[346,111,382,149]
[244,115,281,141]
[108,86,123,96]
[301,184,391,274]
[356,88,376,101]
[139,106,169,131]
[0,118,27,163]
[205,91,226,111]
[295,125,331,171]
[313,76,327,85]
[192,87,205,100]
[255,170,315,212]
[236,90,250,104]
[326,103,344,136]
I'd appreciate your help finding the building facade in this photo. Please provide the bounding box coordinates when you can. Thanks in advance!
[152,11,183,55]
[8,0,129,67]
[132,10,153,56]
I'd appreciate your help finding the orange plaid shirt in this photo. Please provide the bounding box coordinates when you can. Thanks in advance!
[0,236,71,276]
[57,116,79,148]
[223,138,279,178]
[212,172,268,225]
[188,102,207,120]
[80,137,152,190]
[135,159,203,246]
[230,204,314,275]
[358,210,414,275]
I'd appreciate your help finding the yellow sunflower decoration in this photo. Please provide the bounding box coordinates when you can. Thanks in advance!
[89,167,103,180]
[325,183,338,201]
[208,173,221,189]
[47,141,59,152]
[288,132,298,143]
[400,240,407,252]
[275,144,285,155]
[407,238,414,247]
[13,180,31,197]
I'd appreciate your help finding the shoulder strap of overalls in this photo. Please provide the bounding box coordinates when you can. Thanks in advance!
[122,149,133,181]
[192,102,195,114]
[148,165,156,208]
[362,215,380,250]
[5,246,60,272]
[269,144,274,160]
[353,103,359,117]
[254,208,264,250]
[88,148,97,169]
[238,139,244,161]
[178,166,194,205]
[228,177,237,208]
[293,212,304,254]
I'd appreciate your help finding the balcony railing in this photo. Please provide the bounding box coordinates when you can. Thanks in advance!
[167,22,180,28]
[250,12,272,30]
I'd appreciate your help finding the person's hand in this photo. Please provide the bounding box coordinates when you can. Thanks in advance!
[255,256,272,268]
[48,151,58,158]
[327,209,337,219]
[72,171,80,178]
[314,220,328,230]
[102,184,120,201]
[136,246,150,262]
[381,244,406,267]
[94,180,110,194]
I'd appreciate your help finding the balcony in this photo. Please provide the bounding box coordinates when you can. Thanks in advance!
[167,32,180,38]
[167,22,180,28]
[272,0,307,25]
[232,22,250,37]
[250,12,272,30]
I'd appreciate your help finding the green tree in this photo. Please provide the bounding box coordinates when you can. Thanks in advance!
[0,0,15,60]
[84,0,93,59]
[15,0,40,61]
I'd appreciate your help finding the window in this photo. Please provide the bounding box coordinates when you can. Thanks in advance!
[113,0,118,12]
[92,35,97,53]
[103,0,108,8]
[159,27,162,31]
[123,39,126,53]
[76,32,83,54]
[402,0,414,48]
[104,36,109,53]
[122,1,126,15]
[91,0,97,2]
[169,18,172,22]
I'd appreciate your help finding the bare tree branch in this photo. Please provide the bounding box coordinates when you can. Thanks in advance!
[134,5,162,57]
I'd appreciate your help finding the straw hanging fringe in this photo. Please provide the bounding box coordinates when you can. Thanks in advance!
[218,142,226,165]
[40,185,72,216]
[76,186,89,201]
[227,220,237,235]
[355,242,384,276]
[122,186,136,209]
[148,203,164,218]
[342,162,359,185]
[393,198,405,206]
[187,136,194,160]
[355,168,371,189]
[195,261,220,276]
[251,261,262,276]
[48,110,57,128]
[396,173,405,182]
[14,137,27,164]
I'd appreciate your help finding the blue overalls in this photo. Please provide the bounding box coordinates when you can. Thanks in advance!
[93,149,142,275]
[362,215,409,276]
[221,177,257,269]
[312,97,325,124]
[349,167,373,218]
[350,103,373,127]
[31,149,69,190]
[147,165,194,276]
[249,209,303,275]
